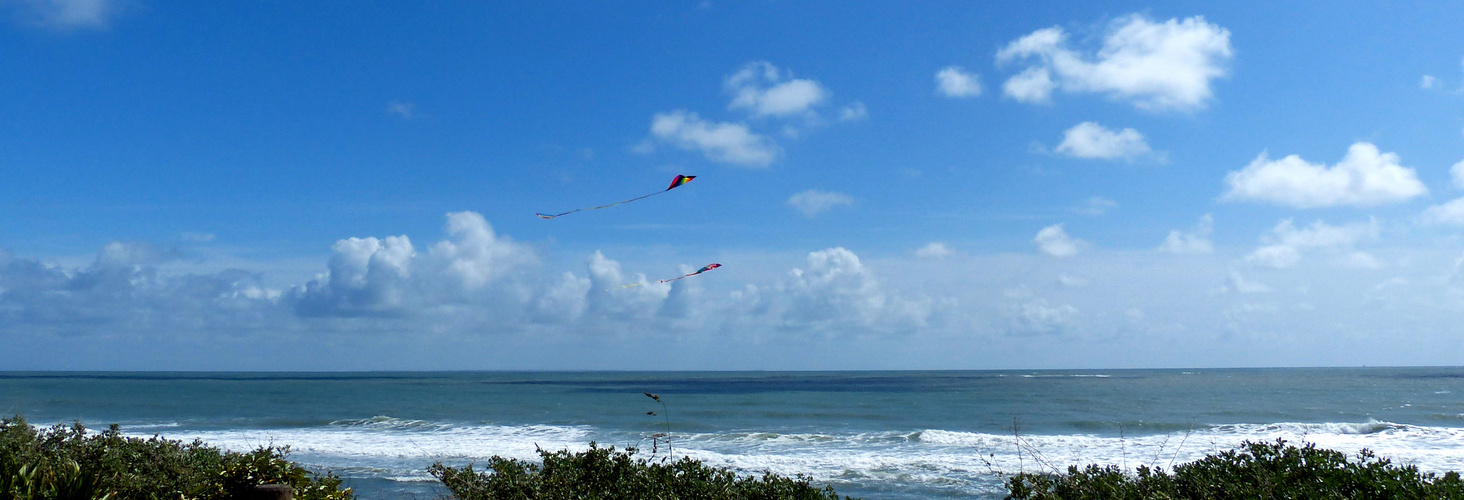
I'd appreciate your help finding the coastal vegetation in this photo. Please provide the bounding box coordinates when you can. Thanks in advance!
[10,413,1464,500]
[1007,439,1464,499]
[429,443,850,499]
[0,415,352,500]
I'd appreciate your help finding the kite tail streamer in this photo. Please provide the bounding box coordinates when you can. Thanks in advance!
[606,263,722,291]
[536,175,696,219]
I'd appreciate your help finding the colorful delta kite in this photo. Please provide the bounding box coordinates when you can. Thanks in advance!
[536,175,696,219]
[611,263,722,290]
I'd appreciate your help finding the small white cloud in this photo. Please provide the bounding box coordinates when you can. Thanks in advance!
[1227,272,1271,293]
[1075,196,1118,216]
[1158,214,1214,254]
[726,61,830,118]
[386,101,417,119]
[1451,160,1464,189]
[1244,218,1378,268]
[935,66,983,98]
[838,101,868,122]
[1246,245,1301,269]
[1007,297,1079,334]
[1055,122,1153,160]
[1421,197,1464,226]
[649,110,781,167]
[1002,67,1056,104]
[786,189,854,218]
[996,14,1233,111]
[20,0,114,28]
[1340,251,1383,269]
[915,242,953,259]
[1034,224,1086,257]
[1422,75,1439,90]
[1222,142,1427,208]
[1059,273,1089,287]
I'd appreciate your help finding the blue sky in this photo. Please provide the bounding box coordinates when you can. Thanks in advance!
[5,1,1464,370]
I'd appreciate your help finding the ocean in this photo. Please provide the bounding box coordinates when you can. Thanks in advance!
[3,368,1463,498]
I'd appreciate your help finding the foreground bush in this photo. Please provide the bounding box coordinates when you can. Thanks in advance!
[430,443,852,500]
[1007,439,1464,500]
[0,415,353,500]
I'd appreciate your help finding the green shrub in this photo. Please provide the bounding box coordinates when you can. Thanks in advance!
[0,415,353,500]
[429,443,853,500]
[1006,439,1464,500]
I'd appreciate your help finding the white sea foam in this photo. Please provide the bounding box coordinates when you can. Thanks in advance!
[123,418,1464,497]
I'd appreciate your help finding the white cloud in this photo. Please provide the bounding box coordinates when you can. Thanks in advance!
[19,0,113,28]
[1158,214,1214,254]
[935,66,983,98]
[726,61,830,118]
[1421,197,1464,226]
[291,212,538,316]
[1244,219,1378,269]
[1451,160,1464,189]
[838,101,868,122]
[1034,224,1086,257]
[1341,252,1383,269]
[1002,67,1056,103]
[1222,142,1427,208]
[1422,75,1439,90]
[386,101,416,119]
[1059,274,1089,287]
[1075,196,1118,216]
[915,242,953,259]
[1226,272,1270,294]
[1246,245,1300,269]
[649,110,781,167]
[787,189,855,217]
[428,212,537,291]
[782,247,884,325]
[1054,122,1153,160]
[1006,297,1079,334]
[996,14,1233,111]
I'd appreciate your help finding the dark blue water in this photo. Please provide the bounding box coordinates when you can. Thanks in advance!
[4,368,1463,498]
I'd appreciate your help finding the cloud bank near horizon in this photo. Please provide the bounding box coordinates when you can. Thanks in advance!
[6,209,1464,370]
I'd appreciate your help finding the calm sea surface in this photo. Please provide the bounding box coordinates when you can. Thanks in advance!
[3,368,1464,498]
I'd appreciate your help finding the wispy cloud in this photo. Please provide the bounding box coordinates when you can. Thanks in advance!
[16,0,115,29]
[786,189,855,217]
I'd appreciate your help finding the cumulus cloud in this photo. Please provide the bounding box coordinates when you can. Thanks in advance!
[915,242,954,259]
[781,248,885,325]
[291,212,538,316]
[996,14,1233,111]
[1452,160,1464,189]
[1034,224,1086,257]
[1422,75,1439,90]
[649,110,781,167]
[1244,219,1378,269]
[786,189,855,217]
[1159,214,1214,254]
[935,66,983,98]
[726,61,830,118]
[1005,295,1079,335]
[1054,122,1153,160]
[838,101,868,122]
[1222,142,1427,208]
